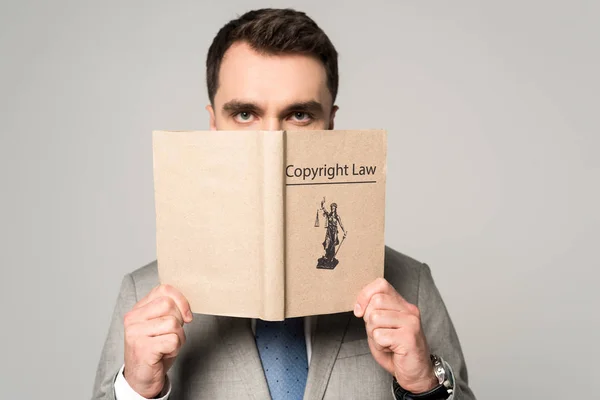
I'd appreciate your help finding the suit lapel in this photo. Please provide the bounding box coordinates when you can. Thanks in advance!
[216,316,271,399]
[303,312,351,400]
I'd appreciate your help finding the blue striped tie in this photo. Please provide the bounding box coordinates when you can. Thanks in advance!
[255,318,308,400]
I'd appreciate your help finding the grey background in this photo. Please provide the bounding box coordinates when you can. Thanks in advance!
[1,1,598,399]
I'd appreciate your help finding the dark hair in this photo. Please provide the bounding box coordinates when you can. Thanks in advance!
[206,8,338,105]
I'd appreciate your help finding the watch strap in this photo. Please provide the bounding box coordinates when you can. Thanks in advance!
[392,377,451,400]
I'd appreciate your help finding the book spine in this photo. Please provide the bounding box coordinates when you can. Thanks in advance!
[260,131,285,321]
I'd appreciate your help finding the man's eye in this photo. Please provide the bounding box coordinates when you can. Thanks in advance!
[290,112,312,122]
[234,112,254,123]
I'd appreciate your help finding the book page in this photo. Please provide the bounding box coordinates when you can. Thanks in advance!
[284,129,387,317]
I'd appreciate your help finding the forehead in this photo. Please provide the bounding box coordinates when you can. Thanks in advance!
[214,41,332,109]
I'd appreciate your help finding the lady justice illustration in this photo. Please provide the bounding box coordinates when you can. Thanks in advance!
[315,197,347,269]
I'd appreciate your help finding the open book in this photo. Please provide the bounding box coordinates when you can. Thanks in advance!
[152,129,387,321]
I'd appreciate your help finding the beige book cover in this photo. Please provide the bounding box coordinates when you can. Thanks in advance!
[152,129,387,321]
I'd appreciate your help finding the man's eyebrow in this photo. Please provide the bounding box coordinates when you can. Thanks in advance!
[221,100,263,114]
[281,101,324,116]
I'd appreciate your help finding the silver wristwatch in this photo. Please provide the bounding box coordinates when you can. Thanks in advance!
[431,354,446,384]
[430,354,453,392]
[392,355,454,399]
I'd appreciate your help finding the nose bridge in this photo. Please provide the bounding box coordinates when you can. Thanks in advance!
[259,116,283,131]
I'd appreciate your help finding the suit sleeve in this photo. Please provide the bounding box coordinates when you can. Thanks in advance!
[417,263,477,400]
[91,274,139,400]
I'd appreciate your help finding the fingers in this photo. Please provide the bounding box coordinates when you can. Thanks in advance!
[122,284,190,397]
[356,281,433,390]
[371,328,407,354]
[356,278,422,355]
[364,308,402,352]
[135,333,183,366]
[364,309,420,342]
[128,315,186,348]
[354,278,412,318]
[152,333,183,360]
[362,304,425,359]
[124,307,187,373]
[365,309,402,333]
[134,284,193,324]
[361,293,400,323]
[126,296,185,327]
[122,285,191,370]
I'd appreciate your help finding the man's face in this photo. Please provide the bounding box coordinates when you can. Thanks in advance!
[207,42,337,131]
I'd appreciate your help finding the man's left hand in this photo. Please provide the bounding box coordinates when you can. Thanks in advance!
[354,278,438,394]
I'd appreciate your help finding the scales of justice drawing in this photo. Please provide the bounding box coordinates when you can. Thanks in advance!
[314,196,348,269]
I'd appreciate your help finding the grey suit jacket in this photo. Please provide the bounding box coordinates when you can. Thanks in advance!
[92,246,476,399]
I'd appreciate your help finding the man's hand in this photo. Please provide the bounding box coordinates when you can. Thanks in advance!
[354,278,437,394]
[123,284,193,398]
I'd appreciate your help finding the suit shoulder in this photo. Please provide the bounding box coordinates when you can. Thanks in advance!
[384,246,425,271]
[127,260,160,299]
[383,246,426,304]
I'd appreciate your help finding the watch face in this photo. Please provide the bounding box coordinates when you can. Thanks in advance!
[433,363,445,384]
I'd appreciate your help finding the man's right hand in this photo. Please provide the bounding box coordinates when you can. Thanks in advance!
[123,284,193,398]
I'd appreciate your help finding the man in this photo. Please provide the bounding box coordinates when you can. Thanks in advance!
[92,8,476,400]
